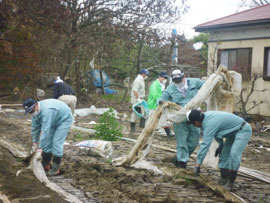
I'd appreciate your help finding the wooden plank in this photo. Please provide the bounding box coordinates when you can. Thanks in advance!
[0,104,22,107]
[239,166,270,184]
[160,166,246,203]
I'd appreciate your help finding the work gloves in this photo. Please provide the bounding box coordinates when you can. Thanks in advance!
[215,143,223,157]
[194,166,200,176]
[31,142,39,153]
[158,100,165,105]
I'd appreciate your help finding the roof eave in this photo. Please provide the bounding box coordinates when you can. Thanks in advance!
[194,19,270,33]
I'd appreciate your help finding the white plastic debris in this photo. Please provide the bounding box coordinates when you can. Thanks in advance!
[75,140,112,158]
[89,121,97,125]
[131,160,164,175]
[74,105,118,118]
[37,88,45,97]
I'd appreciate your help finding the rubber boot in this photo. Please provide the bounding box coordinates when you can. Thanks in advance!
[164,127,174,137]
[224,170,238,191]
[130,122,136,133]
[139,118,146,128]
[47,156,61,176]
[171,155,177,165]
[175,161,187,169]
[218,168,229,185]
[42,152,52,171]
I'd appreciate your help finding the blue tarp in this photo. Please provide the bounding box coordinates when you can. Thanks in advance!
[86,70,117,94]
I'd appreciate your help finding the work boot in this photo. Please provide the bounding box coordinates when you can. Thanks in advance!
[175,161,187,169]
[164,127,174,137]
[42,152,52,171]
[224,170,238,191]
[139,118,146,128]
[218,168,229,185]
[130,122,136,133]
[171,155,177,165]
[47,156,61,176]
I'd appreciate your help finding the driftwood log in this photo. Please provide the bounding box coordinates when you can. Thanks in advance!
[113,101,181,166]
[0,191,11,203]
[160,167,245,203]
[113,65,242,167]
[0,139,82,203]
[0,104,22,107]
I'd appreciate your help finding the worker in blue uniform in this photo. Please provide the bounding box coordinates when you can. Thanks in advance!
[159,69,205,168]
[187,109,252,191]
[23,98,74,176]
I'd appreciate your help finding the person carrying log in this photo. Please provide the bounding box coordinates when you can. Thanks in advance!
[147,71,174,137]
[130,69,149,133]
[23,98,74,176]
[159,69,205,169]
[187,109,252,191]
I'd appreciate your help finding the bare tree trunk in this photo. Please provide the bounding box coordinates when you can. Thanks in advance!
[135,34,144,75]
[100,69,105,95]
[61,47,72,79]
[75,59,80,102]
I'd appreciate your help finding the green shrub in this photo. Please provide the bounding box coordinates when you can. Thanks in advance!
[94,108,123,141]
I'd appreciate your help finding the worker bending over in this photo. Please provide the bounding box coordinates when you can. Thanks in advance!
[187,109,252,191]
[23,98,74,176]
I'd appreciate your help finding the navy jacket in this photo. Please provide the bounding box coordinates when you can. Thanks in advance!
[53,82,75,99]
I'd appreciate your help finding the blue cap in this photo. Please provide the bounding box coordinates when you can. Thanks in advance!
[139,69,149,75]
[159,72,168,79]
[23,98,37,114]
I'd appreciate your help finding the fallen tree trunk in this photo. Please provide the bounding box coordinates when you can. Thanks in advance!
[160,166,245,203]
[239,166,270,184]
[0,104,22,107]
[118,136,270,186]
[0,192,11,203]
[113,66,241,167]
[0,139,82,203]
[29,151,82,203]
[113,101,181,166]
[71,125,96,135]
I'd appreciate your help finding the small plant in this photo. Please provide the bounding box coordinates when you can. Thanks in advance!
[94,108,123,141]
[72,131,84,142]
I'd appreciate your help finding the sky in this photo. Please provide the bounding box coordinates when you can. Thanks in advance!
[176,0,246,39]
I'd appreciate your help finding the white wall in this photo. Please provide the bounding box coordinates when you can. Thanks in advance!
[208,35,270,116]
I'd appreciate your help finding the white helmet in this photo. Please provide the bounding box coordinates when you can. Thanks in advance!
[172,69,184,83]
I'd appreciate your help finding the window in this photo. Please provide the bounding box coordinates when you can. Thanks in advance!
[263,47,270,81]
[218,48,252,80]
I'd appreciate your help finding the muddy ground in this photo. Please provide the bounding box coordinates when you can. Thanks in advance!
[1,101,270,202]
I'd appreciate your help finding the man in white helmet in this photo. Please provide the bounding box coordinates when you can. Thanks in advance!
[159,68,205,169]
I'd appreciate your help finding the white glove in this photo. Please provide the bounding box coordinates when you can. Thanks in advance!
[31,142,39,153]
[137,98,142,103]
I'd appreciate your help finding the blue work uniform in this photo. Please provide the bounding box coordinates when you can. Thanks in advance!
[160,78,205,162]
[197,111,252,170]
[31,99,74,157]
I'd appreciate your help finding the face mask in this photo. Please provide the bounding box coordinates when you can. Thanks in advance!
[144,76,148,80]
[162,79,167,84]
[175,81,186,90]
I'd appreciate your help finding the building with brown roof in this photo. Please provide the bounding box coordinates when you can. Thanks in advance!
[194,4,270,116]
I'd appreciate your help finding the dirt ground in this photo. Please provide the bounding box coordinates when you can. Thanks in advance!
[1,100,270,202]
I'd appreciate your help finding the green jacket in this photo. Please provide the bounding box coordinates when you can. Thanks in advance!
[148,79,162,110]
